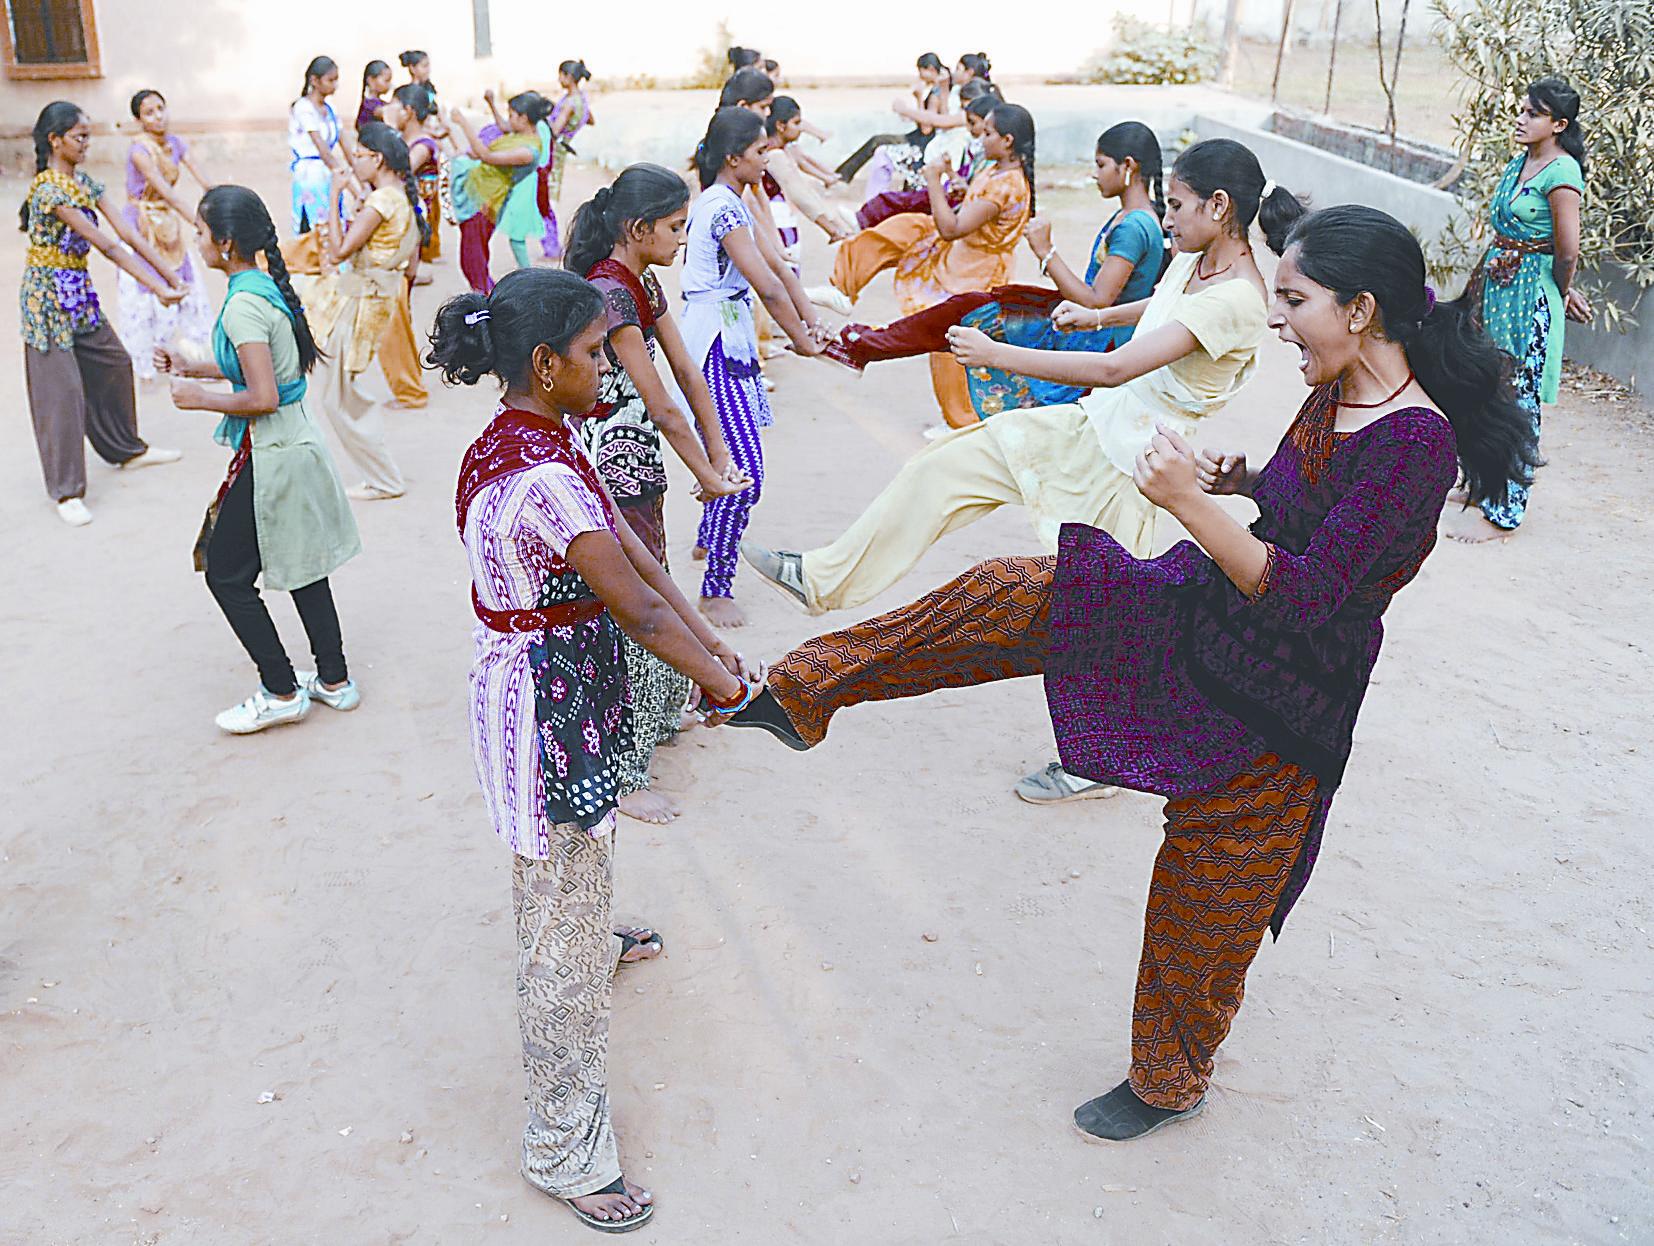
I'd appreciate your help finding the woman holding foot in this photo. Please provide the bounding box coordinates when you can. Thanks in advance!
[682,107,825,629]
[436,267,761,1232]
[563,163,754,822]
[730,205,1538,1140]
[1443,76,1590,544]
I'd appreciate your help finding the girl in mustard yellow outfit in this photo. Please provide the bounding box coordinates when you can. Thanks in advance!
[303,122,428,499]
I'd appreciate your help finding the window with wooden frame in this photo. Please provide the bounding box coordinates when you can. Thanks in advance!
[3,0,102,80]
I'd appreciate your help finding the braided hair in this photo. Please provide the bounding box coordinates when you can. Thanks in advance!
[356,121,430,248]
[989,102,1036,217]
[199,184,323,373]
[18,101,86,232]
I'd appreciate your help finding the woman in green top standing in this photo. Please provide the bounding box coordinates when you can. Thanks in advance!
[157,185,364,735]
[1445,76,1590,543]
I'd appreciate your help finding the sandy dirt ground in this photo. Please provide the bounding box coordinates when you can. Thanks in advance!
[1,133,1650,1246]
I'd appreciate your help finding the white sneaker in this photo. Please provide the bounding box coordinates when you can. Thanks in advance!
[56,498,93,526]
[215,686,312,735]
[119,447,182,469]
[295,669,361,712]
[805,284,854,317]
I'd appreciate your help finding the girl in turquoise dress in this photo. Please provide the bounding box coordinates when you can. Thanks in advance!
[1446,76,1591,543]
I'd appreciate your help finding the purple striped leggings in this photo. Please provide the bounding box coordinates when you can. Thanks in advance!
[696,344,766,599]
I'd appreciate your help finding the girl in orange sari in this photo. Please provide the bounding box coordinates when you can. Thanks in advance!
[809,102,1034,425]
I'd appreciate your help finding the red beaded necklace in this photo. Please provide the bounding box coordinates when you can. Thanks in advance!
[1289,371,1415,484]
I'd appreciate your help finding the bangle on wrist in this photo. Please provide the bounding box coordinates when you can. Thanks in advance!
[700,676,759,715]
[1094,307,1105,329]
[1038,249,1056,277]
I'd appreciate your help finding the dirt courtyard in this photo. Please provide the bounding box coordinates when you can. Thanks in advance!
[1,136,1650,1246]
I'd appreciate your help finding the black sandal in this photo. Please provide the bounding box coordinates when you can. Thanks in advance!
[615,927,664,966]
[558,1176,655,1234]
[726,687,810,751]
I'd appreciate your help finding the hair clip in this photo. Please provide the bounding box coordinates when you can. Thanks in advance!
[1260,178,1278,199]
[464,309,491,326]
[1423,285,1437,314]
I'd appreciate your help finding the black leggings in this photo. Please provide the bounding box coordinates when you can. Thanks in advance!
[205,463,347,696]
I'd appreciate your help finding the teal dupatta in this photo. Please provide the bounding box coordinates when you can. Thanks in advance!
[212,270,308,447]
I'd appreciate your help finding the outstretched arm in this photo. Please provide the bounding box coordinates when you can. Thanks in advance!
[947,320,1199,390]
[609,322,747,496]
[723,217,822,354]
[59,204,182,300]
[565,526,750,700]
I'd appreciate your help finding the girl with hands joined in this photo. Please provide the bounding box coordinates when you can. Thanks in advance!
[439,266,761,1233]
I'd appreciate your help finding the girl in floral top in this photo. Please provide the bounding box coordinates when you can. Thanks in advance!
[563,163,753,823]
[434,266,761,1232]
[18,101,187,526]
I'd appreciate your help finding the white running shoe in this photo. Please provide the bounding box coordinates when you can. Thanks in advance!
[119,447,182,469]
[805,284,854,317]
[215,686,312,734]
[56,498,93,526]
[295,669,361,712]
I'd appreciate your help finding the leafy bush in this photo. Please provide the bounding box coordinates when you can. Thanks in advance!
[684,19,738,90]
[1087,16,1218,86]
[1432,0,1654,328]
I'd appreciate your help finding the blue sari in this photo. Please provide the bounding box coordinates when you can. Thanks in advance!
[963,208,1163,417]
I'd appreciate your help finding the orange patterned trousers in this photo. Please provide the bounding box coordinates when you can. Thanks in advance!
[769,555,1320,1110]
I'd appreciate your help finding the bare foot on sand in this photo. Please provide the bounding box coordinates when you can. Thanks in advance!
[619,789,680,824]
[699,596,748,628]
[692,545,708,562]
[567,1176,652,1225]
[1441,508,1515,545]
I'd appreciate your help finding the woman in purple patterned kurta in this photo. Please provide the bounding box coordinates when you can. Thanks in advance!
[729,206,1539,1142]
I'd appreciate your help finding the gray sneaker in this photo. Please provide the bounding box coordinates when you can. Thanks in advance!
[1014,761,1120,805]
[296,669,361,712]
[740,542,810,612]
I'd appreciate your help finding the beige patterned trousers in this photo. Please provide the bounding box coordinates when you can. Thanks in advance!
[513,831,628,1198]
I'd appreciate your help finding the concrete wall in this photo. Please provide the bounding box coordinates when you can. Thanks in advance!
[1191,114,1649,394]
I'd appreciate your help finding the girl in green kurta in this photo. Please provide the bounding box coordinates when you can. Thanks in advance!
[1445,76,1591,544]
[157,185,363,735]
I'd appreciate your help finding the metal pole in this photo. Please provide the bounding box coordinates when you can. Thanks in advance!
[1270,0,1298,101]
[1323,0,1344,113]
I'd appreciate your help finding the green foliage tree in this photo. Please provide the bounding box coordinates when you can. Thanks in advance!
[1432,0,1654,328]
[686,18,738,90]
[1087,15,1218,85]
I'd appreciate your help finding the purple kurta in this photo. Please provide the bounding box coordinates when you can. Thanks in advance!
[1046,405,1457,795]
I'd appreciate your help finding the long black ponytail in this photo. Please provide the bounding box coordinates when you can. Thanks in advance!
[199,184,324,374]
[1286,205,1540,508]
[1172,137,1307,256]
[989,102,1036,217]
[694,107,766,189]
[356,122,430,248]
[298,55,337,105]
[564,162,690,279]
[19,101,85,232]
[1527,76,1587,172]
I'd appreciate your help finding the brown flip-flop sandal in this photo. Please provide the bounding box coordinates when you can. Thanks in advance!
[615,927,664,967]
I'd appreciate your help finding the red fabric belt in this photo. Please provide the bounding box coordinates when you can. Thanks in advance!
[472,587,605,632]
